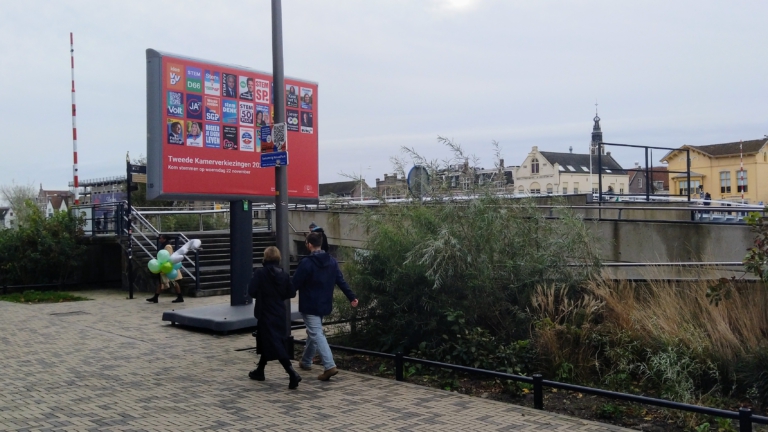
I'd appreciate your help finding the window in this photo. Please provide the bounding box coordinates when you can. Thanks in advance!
[653,181,664,191]
[562,182,568,194]
[573,183,579,194]
[558,166,565,172]
[518,185,524,194]
[592,187,598,194]
[605,169,612,173]
[581,166,589,172]
[619,184,624,194]
[531,158,539,174]
[679,180,701,196]
[546,184,553,195]
[737,170,748,193]
[720,171,731,194]
[530,182,540,194]
[566,165,575,172]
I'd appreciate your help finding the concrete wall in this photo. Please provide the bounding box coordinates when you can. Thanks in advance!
[288,205,752,266]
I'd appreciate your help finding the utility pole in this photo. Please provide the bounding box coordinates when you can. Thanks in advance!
[271,0,292,353]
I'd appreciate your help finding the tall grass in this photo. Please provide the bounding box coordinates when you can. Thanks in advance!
[587,276,768,363]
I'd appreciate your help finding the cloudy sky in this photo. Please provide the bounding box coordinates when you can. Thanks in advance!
[1,0,766,193]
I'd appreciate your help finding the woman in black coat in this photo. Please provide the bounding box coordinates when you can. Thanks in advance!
[247,246,301,389]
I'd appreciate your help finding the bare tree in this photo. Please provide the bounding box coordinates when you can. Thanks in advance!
[0,181,38,225]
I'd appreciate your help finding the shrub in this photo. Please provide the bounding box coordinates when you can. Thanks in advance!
[343,192,601,356]
[0,201,86,286]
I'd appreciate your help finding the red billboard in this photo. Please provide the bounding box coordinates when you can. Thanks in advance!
[146,49,318,202]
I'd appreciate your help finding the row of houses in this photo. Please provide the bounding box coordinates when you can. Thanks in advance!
[321,115,765,204]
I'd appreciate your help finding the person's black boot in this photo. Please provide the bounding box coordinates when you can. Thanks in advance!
[171,295,184,303]
[146,294,159,303]
[287,366,302,389]
[249,366,265,381]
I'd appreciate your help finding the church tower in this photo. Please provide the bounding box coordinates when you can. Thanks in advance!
[590,108,604,155]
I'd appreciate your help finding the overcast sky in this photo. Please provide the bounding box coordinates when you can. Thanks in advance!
[1,0,766,193]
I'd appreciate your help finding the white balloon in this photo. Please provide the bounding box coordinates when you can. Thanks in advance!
[169,239,202,264]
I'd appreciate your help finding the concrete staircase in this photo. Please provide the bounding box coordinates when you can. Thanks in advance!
[133,230,295,297]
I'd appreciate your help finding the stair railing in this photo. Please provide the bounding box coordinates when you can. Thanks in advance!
[124,205,200,288]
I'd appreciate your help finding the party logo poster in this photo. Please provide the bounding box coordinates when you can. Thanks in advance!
[222,73,238,98]
[286,109,299,132]
[239,101,254,126]
[222,99,238,124]
[186,121,203,147]
[204,97,220,122]
[167,119,184,145]
[167,91,184,118]
[186,66,203,93]
[239,76,254,100]
[186,94,203,120]
[255,105,269,127]
[222,126,238,150]
[300,87,313,110]
[204,70,220,95]
[253,79,270,104]
[300,111,313,134]
[167,63,185,91]
[239,127,255,152]
[204,124,221,149]
[286,84,299,108]
[260,125,271,142]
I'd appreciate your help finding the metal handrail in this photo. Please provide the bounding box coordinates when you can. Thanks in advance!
[289,339,766,430]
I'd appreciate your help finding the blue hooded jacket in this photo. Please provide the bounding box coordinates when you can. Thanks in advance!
[293,251,356,316]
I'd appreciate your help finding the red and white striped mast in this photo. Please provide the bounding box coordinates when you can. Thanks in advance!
[70,32,79,205]
[740,140,744,204]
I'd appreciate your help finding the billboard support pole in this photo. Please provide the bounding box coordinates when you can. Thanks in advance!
[230,200,252,306]
[271,0,293,354]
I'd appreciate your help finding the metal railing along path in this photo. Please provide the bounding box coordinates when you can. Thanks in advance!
[288,339,766,432]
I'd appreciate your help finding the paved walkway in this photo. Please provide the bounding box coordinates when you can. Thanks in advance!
[0,290,633,431]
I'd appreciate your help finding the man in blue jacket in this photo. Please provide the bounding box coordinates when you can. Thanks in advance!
[293,232,358,380]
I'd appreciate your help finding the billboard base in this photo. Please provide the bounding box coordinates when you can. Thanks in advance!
[161,303,301,333]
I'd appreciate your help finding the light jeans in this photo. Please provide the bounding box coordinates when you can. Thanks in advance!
[300,313,335,370]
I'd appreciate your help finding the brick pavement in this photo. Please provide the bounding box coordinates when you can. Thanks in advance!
[0,290,634,431]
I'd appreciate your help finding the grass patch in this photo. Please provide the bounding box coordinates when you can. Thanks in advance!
[0,290,91,304]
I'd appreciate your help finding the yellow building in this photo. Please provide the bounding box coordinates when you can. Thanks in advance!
[661,138,768,204]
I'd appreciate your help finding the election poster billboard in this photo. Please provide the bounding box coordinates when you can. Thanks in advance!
[146,49,319,202]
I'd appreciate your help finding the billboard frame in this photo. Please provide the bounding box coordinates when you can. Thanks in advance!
[146,49,318,204]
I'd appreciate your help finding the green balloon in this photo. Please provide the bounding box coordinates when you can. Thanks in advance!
[157,249,171,263]
[160,262,173,274]
[148,259,161,274]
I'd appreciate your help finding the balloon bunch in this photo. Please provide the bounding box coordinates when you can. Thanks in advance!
[147,239,202,280]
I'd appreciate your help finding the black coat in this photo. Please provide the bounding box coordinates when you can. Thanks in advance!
[248,262,296,361]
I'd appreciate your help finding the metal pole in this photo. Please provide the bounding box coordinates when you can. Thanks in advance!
[395,352,404,381]
[597,142,603,220]
[644,147,650,202]
[739,407,752,432]
[70,32,80,205]
[686,149,691,202]
[126,158,134,299]
[533,374,544,410]
[271,0,293,356]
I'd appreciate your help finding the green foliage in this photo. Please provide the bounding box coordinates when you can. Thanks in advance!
[0,290,90,303]
[595,403,625,419]
[413,310,535,375]
[715,417,737,432]
[695,423,711,432]
[0,201,86,285]
[743,210,768,283]
[734,345,768,408]
[345,191,601,356]
[639,344,720,405]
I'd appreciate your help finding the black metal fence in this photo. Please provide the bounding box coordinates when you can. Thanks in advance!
[290,339,766,432]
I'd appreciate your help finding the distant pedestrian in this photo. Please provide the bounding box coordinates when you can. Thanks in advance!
[293,232,358,381]
[704,192,711,214]
[146,235,183,303]
[309,222,329,253]
[247,246,301,389]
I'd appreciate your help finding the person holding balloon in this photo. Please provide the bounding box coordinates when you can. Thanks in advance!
[146,237,184,303]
